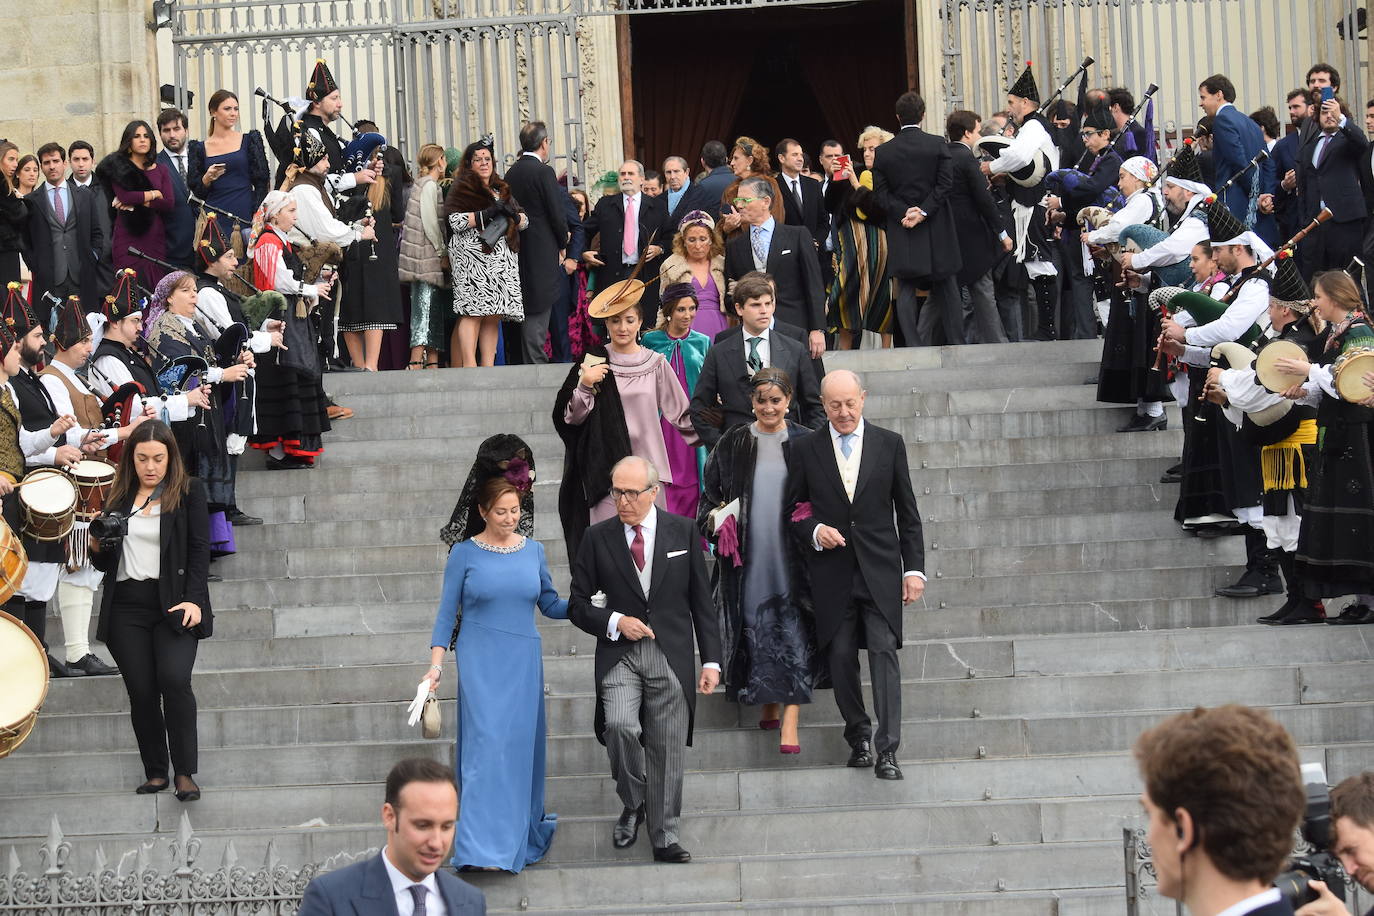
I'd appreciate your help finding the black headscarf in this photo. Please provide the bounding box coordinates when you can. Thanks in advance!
[440,434,537,549]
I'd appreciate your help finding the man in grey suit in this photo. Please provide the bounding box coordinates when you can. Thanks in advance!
[298,758,485,915]
[504,121,570,364]
[568,456,722,864]
[26,143,106,326]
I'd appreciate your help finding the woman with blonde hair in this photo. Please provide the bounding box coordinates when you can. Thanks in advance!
[659,210,728,338]
[398,143,450,369]
[718,136,784,238]
[826,125,895,348]
[0,142,27,287]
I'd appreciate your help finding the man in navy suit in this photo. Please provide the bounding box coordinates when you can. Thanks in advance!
[298,758,485,915]
[1198,74,1274,222]
[1294,92,1369,276]
[156,109,197,269]
[1134,705,1305,916]
[1262,90,1315,242]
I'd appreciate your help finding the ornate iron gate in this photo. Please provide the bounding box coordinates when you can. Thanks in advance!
[170,0,589,179]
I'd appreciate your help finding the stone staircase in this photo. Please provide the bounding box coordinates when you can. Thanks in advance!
[6,339,1374,914]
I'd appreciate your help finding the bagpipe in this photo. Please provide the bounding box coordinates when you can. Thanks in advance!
[971,60,1096,191]
[1036,57,1095,116]
[126,247,255,372]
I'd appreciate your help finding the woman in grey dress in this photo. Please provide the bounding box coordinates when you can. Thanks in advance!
[698,367,826,754]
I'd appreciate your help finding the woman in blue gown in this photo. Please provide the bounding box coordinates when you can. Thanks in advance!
[423,474,567,873]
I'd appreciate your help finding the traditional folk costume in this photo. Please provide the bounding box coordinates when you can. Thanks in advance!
[1051,102,1122,340]
[1293,302,1374,609]
[3,284,114,675]
[249,191,330,467]
[985,64,1060,338]
[336,133,404,334]
[38,297,123,675]
[1092,156,1171,419]
[89,269,197,428]
[1213,259,1327,623]
[1163,204,1278,597]
[144,271,236,554]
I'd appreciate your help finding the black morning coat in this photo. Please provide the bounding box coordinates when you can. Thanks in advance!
[91,478,214,642]
[567,509,722,746]
[784,421,924,648]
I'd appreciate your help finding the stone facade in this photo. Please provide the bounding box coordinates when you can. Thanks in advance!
[0,0,160,155]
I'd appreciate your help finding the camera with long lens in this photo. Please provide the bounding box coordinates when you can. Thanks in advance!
[1275,762,1348,908]
[88,511,129,544]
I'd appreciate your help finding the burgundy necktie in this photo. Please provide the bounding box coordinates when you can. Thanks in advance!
[630,524,645,571]
[52,187,65,223]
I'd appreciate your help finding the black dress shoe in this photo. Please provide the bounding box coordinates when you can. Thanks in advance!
[1215,569,1284,598]
[1117,414,1167,432]
[265,456,311,471]
[48,654,86,678]
[612,805,644,848]
[174,777,201,802]
[1327,603,1374,625]
[136,778,169,794]
[652,843,692,863]
[225,509,263,526]
[1257,598,1298,625]
[71,653,118,676]
[846,740,874,768]
[874,751,904,780]
[1275,603,1327,625]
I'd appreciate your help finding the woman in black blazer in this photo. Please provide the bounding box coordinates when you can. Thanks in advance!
[91,420,212,801]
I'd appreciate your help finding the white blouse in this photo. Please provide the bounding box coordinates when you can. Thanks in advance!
[117,505,161,582]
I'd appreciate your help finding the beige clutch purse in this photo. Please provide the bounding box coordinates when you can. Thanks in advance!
[421,692,441,739]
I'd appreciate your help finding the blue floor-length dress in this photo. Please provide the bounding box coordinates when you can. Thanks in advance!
[429,536,568,872]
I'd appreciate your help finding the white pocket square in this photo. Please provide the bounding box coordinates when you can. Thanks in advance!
[780,249,792,255]
[666,549,688,558]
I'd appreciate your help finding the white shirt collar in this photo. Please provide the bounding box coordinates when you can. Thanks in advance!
[380,847,440,911]
[72,176,91,187]
[625,504,657,535]
[45,180,68,193]
[829,419,865,441]
[743,325,770,343]
[1213,887,1280,916]
[521,150,542,159]
[753,216,776,234]
[49,359,86,387]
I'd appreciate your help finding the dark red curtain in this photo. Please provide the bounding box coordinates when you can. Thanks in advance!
[797,34,907,151]
[634,48,753,169]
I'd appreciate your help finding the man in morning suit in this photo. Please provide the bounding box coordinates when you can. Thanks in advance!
[1294,92,1370,276]
[504,121,571,364]
[785,370,924,781]
[1133,705,1306,916]
[871,91,962,347]
[581,161,668,315]
[774,138,828,269]
[945,110,1012,344]
[298,758,485,915]
[690,273,823,449]
[156,109,196,269]
[723,176,826,358]
[26,143,106,323]
[568,456,722,864]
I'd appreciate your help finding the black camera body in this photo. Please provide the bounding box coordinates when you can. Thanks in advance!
[1275,763,1348,909]
[89,512,128,544]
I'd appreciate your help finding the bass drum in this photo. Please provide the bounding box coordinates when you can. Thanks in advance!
[0,609,48,758]
[0,514,28,605]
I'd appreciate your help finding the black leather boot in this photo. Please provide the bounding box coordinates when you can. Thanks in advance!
[1216,532,1283,598]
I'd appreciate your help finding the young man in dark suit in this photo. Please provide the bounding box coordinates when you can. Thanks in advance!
[723,176,826,357]
[156,109,196,269]
[504,121,571,364]
[1294,92,1369,276]
[945,110,1012,344]
[689,274,824,449]
[871,91,962,347]
[297,758,486,914]
[581,161,668,314]
[774,138,827,266]
[568,456,721,864]
[1199,74,1274,221]
[786,369,924,781]
[1133,705,1307,916]
[26,143,106,322]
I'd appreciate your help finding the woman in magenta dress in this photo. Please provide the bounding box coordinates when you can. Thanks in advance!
[641,282,710,519]
[97,121,174,293]
[659,210,730,339]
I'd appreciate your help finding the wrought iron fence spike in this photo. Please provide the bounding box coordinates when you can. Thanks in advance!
[93,844,108,874]
[40,815,70,876]
[5,846,18,879]
[221,840,239,869]
[264,839,280,870]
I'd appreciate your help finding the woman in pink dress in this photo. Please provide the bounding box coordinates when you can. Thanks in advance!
[96,121,174,293]
[553,282,700,557]
[659,210,729,340]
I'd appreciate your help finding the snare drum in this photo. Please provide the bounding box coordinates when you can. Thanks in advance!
[0,516,28,605]
[19,469,77,542]
[1255,339,1309,393]
[1332,346,1374,402]
[70,459,116,522]
[0,609,49,758]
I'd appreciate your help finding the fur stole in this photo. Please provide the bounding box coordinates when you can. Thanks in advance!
[95,152,155,236]
[443,168,521,252]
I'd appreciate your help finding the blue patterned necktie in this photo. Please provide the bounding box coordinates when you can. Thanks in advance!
[840,433,854,458]
[751,225,768,265]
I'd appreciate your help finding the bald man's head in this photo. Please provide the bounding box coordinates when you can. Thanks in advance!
[821,370,865,434]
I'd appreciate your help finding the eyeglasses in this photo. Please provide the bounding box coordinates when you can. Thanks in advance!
[731,196,760,205]
[610,485,655,502]
[1080,129,1106,138]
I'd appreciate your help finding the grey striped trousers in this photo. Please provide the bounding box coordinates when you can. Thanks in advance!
[601,637,689,848]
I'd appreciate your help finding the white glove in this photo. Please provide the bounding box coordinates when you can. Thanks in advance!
[405,680,429,727]
[591,591,607,609]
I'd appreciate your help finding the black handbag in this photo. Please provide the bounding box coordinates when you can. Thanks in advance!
[479,212,510,251]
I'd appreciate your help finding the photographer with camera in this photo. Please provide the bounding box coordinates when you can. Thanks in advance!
[90,420,212,803]
[1135,704,1306,916]
[1295,771,1374,916]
